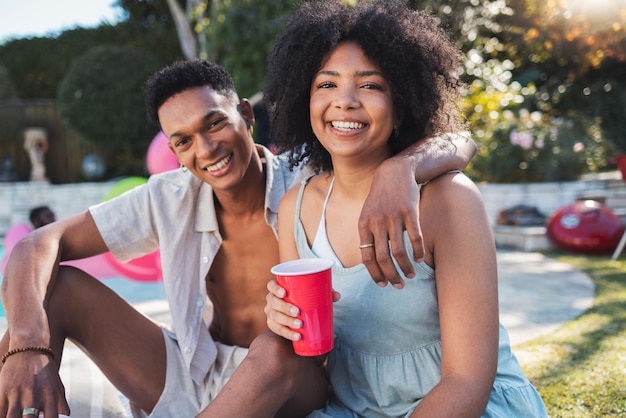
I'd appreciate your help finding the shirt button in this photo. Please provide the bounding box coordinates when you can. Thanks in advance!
[196,299,204,307]
[202,256,209,263]
[184,346,192,353]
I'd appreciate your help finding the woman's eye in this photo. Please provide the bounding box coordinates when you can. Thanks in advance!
[316,82,335,89]
[362,82,381,90]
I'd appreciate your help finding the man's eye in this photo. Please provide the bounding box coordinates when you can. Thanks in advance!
[175,137,190,147]
[208,118,227,130]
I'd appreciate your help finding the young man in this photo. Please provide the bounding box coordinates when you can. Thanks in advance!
[0,59,474,417]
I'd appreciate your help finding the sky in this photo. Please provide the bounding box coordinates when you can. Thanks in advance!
[0,0,122,45]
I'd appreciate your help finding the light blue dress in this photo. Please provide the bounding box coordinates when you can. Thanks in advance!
[293,178,548,418]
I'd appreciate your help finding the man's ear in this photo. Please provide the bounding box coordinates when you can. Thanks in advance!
[239,98,256,128]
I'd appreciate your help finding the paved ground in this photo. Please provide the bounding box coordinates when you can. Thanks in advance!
[496,249,595,347]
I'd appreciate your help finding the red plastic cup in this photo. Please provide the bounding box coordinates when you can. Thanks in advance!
[271,258,334,356]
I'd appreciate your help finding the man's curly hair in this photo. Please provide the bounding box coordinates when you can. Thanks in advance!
[145,58,237,128]
[264,0,466,172]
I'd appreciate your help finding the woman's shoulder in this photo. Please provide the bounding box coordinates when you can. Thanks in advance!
[421,171,481,204]
[279,172,332,225]
[420,171,486,231]
[283,172,332,203]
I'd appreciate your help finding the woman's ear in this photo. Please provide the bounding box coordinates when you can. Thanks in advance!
[393,112,404,138]
[393,109,404,130]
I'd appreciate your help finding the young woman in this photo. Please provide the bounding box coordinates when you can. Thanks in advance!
[264,1,548,416]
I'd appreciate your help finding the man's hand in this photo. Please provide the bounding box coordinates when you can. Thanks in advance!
[359,156,423,289]
[359,132,475,288]
[0,352,70,418]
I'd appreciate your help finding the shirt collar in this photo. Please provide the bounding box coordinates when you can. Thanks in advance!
[194,180,217,232]
[193,145,283,234]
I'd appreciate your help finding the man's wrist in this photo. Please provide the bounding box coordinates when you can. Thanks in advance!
[7,323,51,350]
[384,153,420,183]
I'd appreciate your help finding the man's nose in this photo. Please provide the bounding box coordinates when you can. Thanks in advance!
[196,135,218,156]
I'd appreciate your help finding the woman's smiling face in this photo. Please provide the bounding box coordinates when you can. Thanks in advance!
[309,41,395,163]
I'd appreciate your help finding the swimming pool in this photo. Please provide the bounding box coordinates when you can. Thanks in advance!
[0,245,167,319]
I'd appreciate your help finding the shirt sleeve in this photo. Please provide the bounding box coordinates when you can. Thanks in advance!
[89,183,159,263]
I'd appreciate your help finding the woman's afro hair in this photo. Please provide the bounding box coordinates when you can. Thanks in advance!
[264,0,466,172]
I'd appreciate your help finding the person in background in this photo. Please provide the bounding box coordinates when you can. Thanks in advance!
[0,58,475,418]
[265,1,548,417]
[29,205,56,229]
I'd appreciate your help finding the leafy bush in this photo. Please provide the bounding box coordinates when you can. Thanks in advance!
[464,81,615,183]
[57,45,161,178]
[196,0,300,98]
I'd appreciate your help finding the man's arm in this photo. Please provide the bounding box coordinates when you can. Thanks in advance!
[358,132,476,288]
[2,212,107,343]
[0,212,108,415]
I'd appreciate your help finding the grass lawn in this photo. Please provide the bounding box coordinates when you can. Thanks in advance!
[512,253,626,417]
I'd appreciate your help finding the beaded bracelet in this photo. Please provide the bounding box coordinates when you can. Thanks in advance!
[1,346,56,364]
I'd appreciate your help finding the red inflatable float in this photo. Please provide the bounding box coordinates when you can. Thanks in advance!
[1,223,119,278]
[1,223,33,274]
[546,200,625,254]
[104,251,162,282]
[100,176,163,282]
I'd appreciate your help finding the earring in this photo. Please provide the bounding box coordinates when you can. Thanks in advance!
[180,164,188,172]
[394,126,400,138]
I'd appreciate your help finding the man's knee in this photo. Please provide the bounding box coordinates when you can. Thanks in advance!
[49,266,94,301]
[46,266,109,322]
[247,331,306,374]
[248,331,294,359]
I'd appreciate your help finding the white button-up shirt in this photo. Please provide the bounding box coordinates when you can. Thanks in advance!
[90,146,307,383]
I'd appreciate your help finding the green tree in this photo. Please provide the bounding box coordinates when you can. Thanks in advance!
[57,45,162,178]
[0,1,182,100]
[114,0,184,64]
[414,0,626,182]
[496,0,626,154]
[0,65,16,100]
[175,0,299,98]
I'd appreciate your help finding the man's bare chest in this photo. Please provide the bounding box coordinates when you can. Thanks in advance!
[206,221,279,345]
[207,221,279,305]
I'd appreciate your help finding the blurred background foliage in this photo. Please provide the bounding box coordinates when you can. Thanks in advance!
[0,0,624,182]
[57,45,162,177]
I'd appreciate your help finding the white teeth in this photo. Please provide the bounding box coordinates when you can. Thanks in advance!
[331,121,365,130]
[206,154,232,171]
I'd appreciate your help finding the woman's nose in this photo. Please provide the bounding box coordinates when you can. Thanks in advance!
[333,86,360,110]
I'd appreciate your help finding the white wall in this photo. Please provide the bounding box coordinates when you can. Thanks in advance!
[477,179,608,225]
[0,182,111,235]
[0,172,621,236]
